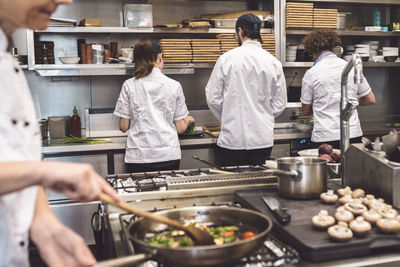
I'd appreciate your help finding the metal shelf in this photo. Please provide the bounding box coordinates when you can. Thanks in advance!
[36,27,274,34]
[34,64,196,76]
[287,0,400,4]
[283,62,400,68]
[286,30,400,37]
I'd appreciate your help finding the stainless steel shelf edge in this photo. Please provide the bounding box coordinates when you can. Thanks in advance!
[283,62,400,68]
[287,30,400,37]
[286,0,400,4]
[33,64,196,76]
[36,26,274,34]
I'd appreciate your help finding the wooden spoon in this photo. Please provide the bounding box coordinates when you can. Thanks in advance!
[99,193,215,246]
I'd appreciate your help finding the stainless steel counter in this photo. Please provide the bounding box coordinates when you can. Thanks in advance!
[41,129,310,154]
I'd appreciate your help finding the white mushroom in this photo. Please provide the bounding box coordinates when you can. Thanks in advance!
[339,194,354,205]
[328,222,353,242]
[344,201,368,215]
[377,208,398,219]
[320,190,339,204]
[337,186,352,197]
[312,210,335,230]
[349,216,371,237]
[368,198,386,210]
[362,194,376,206]
[376,218,400,234]
[362,209,382,224]
[335,206,354,223]
[352,189,365,199]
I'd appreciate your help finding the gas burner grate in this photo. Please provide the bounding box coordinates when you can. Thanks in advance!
[166,171,277,190]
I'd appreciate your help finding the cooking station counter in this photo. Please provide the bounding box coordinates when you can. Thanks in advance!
[41,129,310,154]
[96,169,400,267]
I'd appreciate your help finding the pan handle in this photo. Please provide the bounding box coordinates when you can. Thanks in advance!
[264,160,301,181]
[94,253,152,267]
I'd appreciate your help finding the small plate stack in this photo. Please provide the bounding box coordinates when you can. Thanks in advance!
[261,34,276,56]
[286,45,297,62]
[191,39,222,62]
[216,34,239,54]
[343,45,355,61]
[286,2,313,29]
[313,8,338,29]
[362,41,379,58]
[354,44,370,62]
[382,47,399,62]
[160,39,192,63]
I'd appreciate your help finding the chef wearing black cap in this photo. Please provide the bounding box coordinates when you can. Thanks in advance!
[114,39,194,173]
[206,13,287,166]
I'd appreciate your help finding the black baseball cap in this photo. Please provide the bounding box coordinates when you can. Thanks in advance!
[150,39,162,54]
[235,13,263,43]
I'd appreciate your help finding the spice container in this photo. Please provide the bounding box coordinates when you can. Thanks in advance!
[48,116,71,139]
[85,44,93,64]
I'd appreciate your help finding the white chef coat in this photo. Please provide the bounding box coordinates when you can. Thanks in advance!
[114,68,189,163]
[206,40,287,150]
[0,29,40,267]
[300,52,371,142]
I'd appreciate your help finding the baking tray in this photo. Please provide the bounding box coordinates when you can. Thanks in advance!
[234,188,400,262]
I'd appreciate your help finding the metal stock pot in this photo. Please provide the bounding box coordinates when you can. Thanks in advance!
[265,157,329,199]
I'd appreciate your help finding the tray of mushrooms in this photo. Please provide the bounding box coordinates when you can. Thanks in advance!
[313,187,400,242]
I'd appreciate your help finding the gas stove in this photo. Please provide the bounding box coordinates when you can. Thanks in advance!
[105,166,276,194]
[98,166,300,266]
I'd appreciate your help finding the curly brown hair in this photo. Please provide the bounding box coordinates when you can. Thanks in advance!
[302,29,342,56]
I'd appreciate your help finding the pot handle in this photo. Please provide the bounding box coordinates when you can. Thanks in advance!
[264,160,301,180]
[94,253,153,267]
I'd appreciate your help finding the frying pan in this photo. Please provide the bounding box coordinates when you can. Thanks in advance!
[96,206,272,267]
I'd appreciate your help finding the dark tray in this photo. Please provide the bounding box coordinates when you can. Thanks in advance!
[234,189,400,262]
[178,131,204,138]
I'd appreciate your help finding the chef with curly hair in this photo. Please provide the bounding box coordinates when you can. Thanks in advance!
[301,29,376,149]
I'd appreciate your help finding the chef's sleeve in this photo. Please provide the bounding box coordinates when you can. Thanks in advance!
[113,81,130,119]
[174,83,189,121]
[270,63,287,117]
[357,74,372,97]
[300,71,313,105]
[205,58,224,121]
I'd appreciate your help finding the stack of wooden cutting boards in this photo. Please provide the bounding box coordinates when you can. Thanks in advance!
[191,39,222,63]
[286,2,313,29]
[216,34,239,54]
[313,8,338,29]
[160,39,192,63]
[216,34,276,56]
[261,34,276,56]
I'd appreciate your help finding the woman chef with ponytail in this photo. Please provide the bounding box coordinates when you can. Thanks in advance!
[114,39,194,173]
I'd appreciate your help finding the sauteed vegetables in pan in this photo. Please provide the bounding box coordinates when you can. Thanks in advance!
[148,223,257,248]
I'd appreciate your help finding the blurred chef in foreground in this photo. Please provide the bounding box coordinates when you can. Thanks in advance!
[206,13,287,166]
[0,0,120,266]
[301,29,376,149]
[114,39,194,173]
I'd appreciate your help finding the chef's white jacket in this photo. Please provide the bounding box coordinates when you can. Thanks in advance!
[206,40,287,150]
[0,29,40,267]
[114,68,189,163]
[301,53,371,142]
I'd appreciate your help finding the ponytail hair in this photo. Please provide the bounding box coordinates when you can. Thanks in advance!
[133,39,158,79]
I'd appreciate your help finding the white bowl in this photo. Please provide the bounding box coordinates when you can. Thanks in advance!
[59,57,80,64]
[286,57,296,62]
[370,45,379,50]
[294,122,313,132]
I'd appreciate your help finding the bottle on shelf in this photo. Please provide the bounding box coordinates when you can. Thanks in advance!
[71,106,81,137]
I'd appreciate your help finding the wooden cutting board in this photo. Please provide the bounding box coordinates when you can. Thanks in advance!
[234,188,400,263]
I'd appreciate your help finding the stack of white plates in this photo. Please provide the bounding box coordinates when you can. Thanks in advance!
[343,45,355,61]
[382,47,399,62]
[286,45,297,62]
[382,47,399,56]
[355,44,370,61]
[363,41,379,57]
